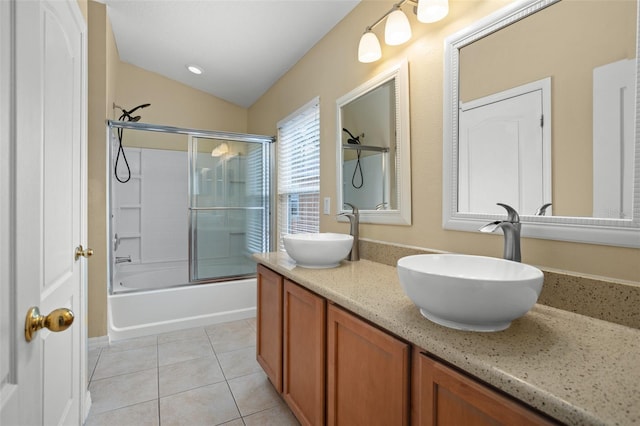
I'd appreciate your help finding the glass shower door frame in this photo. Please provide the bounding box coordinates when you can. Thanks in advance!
[188,134,274,283]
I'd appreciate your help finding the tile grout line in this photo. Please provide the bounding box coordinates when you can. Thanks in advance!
[223,380,245,425]
[88,347,102,384]
[206,325,250,425]
[89,366,158,383]
[206,328,245,421]
[89,398,159,419]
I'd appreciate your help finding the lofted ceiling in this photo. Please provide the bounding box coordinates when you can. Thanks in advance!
[105,0,361,108]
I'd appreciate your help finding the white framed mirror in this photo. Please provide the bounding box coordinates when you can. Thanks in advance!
[336,59,411,225]
[443,0,640,248]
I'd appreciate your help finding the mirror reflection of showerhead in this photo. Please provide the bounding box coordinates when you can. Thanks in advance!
[342,128,361,144]
[342,128,364,188]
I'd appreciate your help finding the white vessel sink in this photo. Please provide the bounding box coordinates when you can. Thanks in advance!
[397,254,544,332]
[283,233,353,269]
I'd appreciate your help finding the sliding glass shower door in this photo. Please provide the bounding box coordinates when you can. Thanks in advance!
[189,135,272,282]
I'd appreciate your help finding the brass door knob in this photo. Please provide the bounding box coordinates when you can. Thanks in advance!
[24,307,74,342]
[75,245,93,260]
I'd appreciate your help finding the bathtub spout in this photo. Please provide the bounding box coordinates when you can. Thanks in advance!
[115,255,131,264]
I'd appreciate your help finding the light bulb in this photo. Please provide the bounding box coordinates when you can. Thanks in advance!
[211,142,229,157]
[358,31,382,63]
[385,9,411,46]
[187,65,203,75]
[417,0,449,23]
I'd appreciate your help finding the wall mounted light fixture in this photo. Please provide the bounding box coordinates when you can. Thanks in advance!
[358,0,449,63]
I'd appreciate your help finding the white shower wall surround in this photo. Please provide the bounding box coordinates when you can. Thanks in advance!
[113,148,188,264]
[343,153,387,210]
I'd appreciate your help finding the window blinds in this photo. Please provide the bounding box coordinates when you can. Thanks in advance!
[245,143,270,254]
[277,98,320,250]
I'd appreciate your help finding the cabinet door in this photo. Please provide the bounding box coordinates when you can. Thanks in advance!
[256,264,283,392]
[413,350,556,426]
[327,304,410,426]
[283,280,326,425]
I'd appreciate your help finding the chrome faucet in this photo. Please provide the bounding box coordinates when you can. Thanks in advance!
[339,202,360,261]
[479,203,521,262]
[115,255,131,264]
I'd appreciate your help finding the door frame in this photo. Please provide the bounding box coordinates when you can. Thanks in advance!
[0,0,90,423]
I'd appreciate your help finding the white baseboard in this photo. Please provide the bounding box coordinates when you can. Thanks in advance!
[83,390,92,422]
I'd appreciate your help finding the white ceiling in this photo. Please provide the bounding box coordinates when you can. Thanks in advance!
[105,0,361,108]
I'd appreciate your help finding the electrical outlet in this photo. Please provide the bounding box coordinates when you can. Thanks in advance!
[323,197,331,215]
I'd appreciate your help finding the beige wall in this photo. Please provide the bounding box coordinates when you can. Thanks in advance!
[76,0,87,22]
[113,62,249,153]
[248,0,640,282]
[115,62,248,133]
[87,2,249,337]
[88,1,114,338]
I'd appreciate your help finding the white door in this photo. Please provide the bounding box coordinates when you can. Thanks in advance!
[459,78,552,216]
[0,0,88,425]
[593,59,636,219]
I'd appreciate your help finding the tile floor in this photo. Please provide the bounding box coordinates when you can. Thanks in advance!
[85,318,299,426]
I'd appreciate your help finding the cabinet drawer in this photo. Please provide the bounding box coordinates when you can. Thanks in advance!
[412,349,556,426]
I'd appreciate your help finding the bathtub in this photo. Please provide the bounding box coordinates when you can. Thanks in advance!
[108,261,256,341]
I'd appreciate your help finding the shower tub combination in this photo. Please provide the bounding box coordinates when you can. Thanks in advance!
[108,261,257,341]
[107,121,274,341]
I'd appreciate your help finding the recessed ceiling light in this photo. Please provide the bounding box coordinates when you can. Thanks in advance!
[187,65,203,75]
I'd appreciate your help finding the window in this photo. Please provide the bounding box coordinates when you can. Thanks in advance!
[277,98,320,250]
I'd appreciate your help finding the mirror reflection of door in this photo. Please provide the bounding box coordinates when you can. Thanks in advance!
[593,59,635,219]
[459,78,552,215]
[456,0,636,219]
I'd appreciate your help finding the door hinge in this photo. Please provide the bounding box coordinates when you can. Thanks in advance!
[540,114,544,127]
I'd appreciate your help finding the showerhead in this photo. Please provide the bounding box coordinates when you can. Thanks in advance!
[114,103,151,122]
[127,103,151,114]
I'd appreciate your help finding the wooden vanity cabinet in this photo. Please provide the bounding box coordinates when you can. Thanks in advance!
[257,265,556,426]
[411,348,556,426]
[256,264,283,392]
[327,304,410,426]
[283,280,326,425]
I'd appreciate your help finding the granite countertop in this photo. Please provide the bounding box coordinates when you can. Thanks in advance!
[255,252,640,426]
